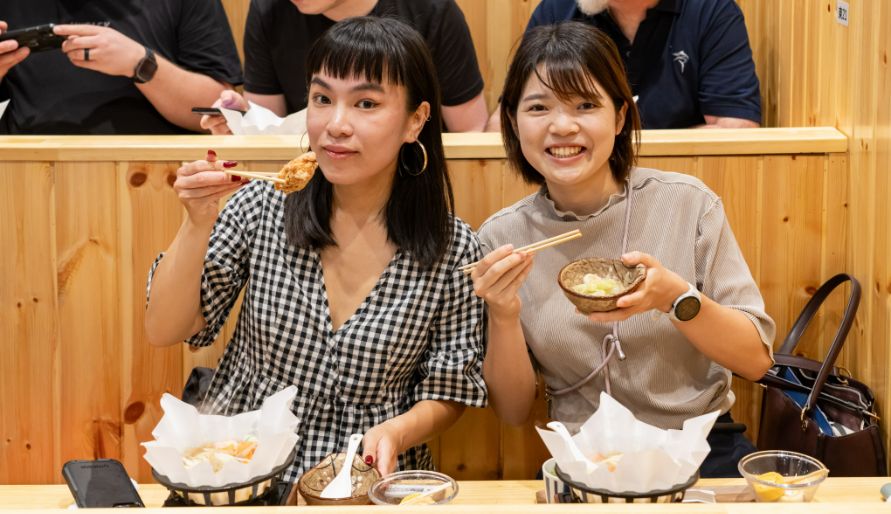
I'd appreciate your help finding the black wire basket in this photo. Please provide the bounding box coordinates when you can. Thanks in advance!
[555,465,698,504]
[152,448,297,506]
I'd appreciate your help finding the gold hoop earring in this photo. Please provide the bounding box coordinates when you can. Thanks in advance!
[399,140,428,177]
[299,132,310,152]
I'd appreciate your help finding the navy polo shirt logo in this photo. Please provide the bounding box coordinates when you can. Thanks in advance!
[672,50,689,73]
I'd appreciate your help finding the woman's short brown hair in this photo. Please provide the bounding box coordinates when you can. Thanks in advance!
[500,22,640,185]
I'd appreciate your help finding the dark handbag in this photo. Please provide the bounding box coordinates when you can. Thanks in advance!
[181,366,214,407]
[756,273,886,476]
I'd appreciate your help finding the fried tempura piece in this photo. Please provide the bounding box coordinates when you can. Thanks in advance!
[182,437,258,472]
[275,151,317,193]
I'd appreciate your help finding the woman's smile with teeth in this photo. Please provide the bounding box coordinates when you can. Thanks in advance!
[548,146,584,158]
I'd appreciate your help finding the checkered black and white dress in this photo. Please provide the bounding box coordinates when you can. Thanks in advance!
[148,181,487,481]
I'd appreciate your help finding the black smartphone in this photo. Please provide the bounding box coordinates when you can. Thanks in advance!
[62,459,145,508]
[0,24,65,52]
[192,106,246,116]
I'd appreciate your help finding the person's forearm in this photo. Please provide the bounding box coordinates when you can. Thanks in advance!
[483,315,537,425]
[484,105,502,132]
[442,93,489,132]
[244,91,288,117]
[675,295,772,380]
[700,115,760,128]
[389,400,465,452]
[137,55,230,131]
[144,219,213,346]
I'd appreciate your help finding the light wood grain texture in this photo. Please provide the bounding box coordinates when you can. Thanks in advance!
[55,162,122,468]
[0,478,889,511]
[0,162,59,484]
[0,128,847,162]
[117,162,188,482]
[0,133,860,484]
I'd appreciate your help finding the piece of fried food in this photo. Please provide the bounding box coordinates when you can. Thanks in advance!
[182,437,258,473]
[275,151,317,193]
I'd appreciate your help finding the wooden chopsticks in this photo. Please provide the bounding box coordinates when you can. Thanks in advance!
[220,169,285,184]
[460,229,583,275]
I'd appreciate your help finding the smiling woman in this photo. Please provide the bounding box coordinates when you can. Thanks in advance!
[472,21,775,479]
[143,16,487,483]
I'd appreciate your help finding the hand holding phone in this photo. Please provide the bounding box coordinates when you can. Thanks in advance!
[62,459,145,508]
[0,24,65,53]
[0,21,32,80]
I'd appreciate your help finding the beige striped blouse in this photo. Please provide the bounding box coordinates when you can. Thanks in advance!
[478,167,775,430]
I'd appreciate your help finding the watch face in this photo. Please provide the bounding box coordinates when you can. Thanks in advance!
[134,50,158,83]
[675,296,701,321]
[137,58,158,82]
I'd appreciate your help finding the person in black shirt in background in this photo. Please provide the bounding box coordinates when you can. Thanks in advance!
[0,0,243,134]
[201,0,489,133]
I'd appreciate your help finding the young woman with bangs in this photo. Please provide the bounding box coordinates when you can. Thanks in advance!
[145,17,486,480]
[472,22,775,477]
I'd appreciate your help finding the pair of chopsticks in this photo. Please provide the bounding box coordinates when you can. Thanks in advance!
[460,229,582,275]
[220,168,285,185]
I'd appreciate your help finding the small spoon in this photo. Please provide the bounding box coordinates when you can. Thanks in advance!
[399,481,454,505]
[785,468,829,484]
[320,433,363,499]
[546,421,588,462]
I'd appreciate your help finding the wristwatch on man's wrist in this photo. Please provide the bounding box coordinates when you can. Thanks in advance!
[669,282,702,322]
[132,47,158,84]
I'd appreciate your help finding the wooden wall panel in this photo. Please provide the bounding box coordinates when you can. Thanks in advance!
[0,150,854,483]
[117,162,187,482]
[54,162,122,467]
[0,162,58,484]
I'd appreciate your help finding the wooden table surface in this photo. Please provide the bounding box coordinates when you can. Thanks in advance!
[0,478,888,513]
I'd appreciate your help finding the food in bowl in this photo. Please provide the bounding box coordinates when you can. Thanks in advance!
[558,258,646,313]
[738,450,828,502]
[572,274,624,296]
[589,451,623,472]
[368,470,458,506]
[297,452,380,506]
[182,436,258,472]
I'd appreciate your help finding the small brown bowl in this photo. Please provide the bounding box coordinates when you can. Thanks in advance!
[297,452,381,506]
[558,258,646,313]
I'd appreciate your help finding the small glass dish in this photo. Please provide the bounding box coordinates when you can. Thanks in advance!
[368,470,458,506]
[738,450,828,502]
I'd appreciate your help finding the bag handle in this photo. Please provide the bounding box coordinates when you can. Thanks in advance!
[773,273,860,418]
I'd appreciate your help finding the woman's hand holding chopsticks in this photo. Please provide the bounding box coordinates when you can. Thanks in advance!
[469,230,582,320]
[469,244,533,321]
[174,149,250,227]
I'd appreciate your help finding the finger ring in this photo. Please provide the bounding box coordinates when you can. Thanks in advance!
[84,48,90,61]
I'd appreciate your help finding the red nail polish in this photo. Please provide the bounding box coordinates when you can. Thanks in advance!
[364,455,374,466]
[231,176,241,182]
[222,160,238,168]
[207,149,217,159]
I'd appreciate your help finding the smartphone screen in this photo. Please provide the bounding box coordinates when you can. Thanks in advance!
[192,106,246,115]
[62,459,145,508]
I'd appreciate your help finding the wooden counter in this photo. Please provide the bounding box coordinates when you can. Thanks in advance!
[4,128,883,485]
[0,478,888,513]
[0,127,847,161]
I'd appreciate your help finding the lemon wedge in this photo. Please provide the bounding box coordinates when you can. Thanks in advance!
[752,471,786,502]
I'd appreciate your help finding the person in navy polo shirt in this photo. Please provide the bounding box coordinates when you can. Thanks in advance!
[489,0,761,130]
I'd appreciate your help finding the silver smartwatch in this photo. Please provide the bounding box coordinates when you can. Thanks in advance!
[669,282,701,322]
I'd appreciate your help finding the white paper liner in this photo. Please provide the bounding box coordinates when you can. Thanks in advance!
[221,102,307,135]
[142,386,300,488]
[537,392,719,493]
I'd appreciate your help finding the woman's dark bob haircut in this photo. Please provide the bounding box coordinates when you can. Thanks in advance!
[500,22,641,185]
[284,16,453,269]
